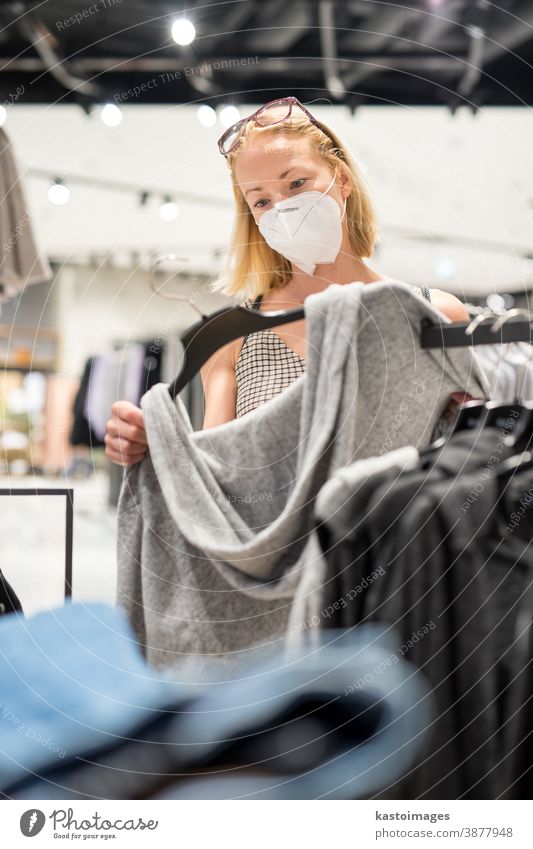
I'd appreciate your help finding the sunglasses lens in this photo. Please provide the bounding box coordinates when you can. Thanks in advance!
[218,99,309,155]
[255,99,292,127]
[220,121,245,155]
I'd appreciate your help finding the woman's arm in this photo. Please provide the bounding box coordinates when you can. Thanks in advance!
[200,340,239,429]
[429,289,470,322]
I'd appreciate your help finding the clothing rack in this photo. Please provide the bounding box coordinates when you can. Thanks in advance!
[421,308,533,348]
[0,488,73,598]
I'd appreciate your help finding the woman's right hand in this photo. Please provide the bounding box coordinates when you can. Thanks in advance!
[105,401,148,466]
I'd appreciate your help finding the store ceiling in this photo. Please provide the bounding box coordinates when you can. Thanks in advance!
[0,0,532,108]
[1,1,532,297]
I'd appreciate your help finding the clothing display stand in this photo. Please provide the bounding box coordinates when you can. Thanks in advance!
[0,488,73,598]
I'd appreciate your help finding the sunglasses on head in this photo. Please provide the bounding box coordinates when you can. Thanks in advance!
[217,96,338,157]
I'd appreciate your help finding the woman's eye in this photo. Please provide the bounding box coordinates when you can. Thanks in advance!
[253,179,306,209]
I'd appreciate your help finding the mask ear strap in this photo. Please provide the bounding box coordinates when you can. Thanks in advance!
[322,170,337,198]
[340,195,348,223]
[324,166,347,221]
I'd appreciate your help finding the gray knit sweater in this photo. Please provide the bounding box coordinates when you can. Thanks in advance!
[116,281,488,672]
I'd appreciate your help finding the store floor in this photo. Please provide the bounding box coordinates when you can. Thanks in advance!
[0,471,117,616]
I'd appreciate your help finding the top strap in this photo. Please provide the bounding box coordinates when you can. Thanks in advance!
[242,294,263,344]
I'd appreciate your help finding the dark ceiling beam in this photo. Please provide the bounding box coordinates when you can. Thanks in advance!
[319,1,346,100]
[452,2,533,103]
[260,54,460,79]
[242,1,311,51]
[15,9,102,98]
[468,3,533,64]
[341,5,420,88]
[197,0,259,53]
[408,0,463,53]
[457,24,485,98]
[179,0,260,97]
[0,54,460,74]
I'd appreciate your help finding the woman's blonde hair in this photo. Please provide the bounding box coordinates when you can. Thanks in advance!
[210,106,378,302]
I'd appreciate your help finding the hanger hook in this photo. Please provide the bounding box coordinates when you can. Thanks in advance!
[491,308,532,333]
[148,253,206,318]
[465,311,497,336]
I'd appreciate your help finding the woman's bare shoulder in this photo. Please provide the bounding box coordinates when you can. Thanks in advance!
[200,299,253,377]
[429,289,469,322]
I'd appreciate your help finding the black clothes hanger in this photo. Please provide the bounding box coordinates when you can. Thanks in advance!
[147,253,305,400]
[420,307,533,454]
[449,399,487,433]
[491,447,533,541]
[167,287,533,398]
[422,401,533,459]
[168,303,304,399]
[506,403,533,452]
[495,448,533,496]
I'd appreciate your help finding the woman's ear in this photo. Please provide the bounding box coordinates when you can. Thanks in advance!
[337,163,352,200]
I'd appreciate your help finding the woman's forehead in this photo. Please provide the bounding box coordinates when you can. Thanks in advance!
[234,136,321,184]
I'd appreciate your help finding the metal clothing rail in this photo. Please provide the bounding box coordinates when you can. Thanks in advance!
[0,488,73,599]
[421,308,533,349]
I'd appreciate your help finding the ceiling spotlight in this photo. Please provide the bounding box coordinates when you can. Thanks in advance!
[197,104,217,127]
[159,197,179,221]
[219,105,240,128]
[0,105,6,127]
[171,17,196,46]
[100,103,123,127]
[48,178,70,206]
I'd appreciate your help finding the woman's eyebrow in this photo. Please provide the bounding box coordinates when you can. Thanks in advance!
[244,165,303,197]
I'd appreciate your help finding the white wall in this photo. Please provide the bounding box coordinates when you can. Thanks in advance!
[53,263,229,378]
[3,103,533,297]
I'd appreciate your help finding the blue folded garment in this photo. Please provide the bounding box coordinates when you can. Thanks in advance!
[153,625,434,800]
[1,603,433,800]
[0,602,182,790]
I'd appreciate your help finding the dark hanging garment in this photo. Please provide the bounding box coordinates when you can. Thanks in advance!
[0,570,23,616]
[69,357,105,448]
[314,427,533,800]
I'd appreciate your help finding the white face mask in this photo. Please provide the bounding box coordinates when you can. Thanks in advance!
[257,172,347,276]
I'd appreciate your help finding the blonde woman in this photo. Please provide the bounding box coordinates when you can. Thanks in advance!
[105,96,467,466]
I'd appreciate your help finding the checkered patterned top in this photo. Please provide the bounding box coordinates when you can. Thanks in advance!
[235,284,431,418]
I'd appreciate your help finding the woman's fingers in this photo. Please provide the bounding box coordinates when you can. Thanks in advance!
[105,417,147,445]
[112,400,146,430]
[108,401,148,445]
[105,445,146,467]
[104,434,147,465]
[104,431,145,454]
[105,401,148,466]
